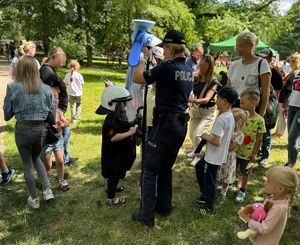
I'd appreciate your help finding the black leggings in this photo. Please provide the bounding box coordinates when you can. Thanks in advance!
[107,176,120,199]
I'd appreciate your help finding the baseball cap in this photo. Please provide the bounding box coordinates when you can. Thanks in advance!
[256,48,273,58]
[218,86,239,105]
[158,30,186,47]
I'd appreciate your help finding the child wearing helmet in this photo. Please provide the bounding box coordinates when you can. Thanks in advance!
[96,85,137,205]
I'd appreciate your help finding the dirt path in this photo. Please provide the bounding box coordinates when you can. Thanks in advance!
[0,58,11,151]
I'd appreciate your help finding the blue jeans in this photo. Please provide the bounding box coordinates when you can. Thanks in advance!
[62,127,71,163]
[261,128,272,159]
[287,106,300,166]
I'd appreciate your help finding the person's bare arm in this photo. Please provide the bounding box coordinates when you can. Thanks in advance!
[189,85,218,105]
[201,133,221,146]
[250,133,263,162]
[111,127,136,142]
[132,48,151,85]
[259,73,271,116]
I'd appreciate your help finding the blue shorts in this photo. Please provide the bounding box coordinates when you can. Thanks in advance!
[44,135,64,154]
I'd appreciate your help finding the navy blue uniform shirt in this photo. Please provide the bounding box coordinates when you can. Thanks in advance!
[143,57,193,112]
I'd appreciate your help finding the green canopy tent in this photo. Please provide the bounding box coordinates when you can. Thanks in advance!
[208,29,279,58]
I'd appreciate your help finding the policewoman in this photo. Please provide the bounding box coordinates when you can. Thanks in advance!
[132,30,194,227]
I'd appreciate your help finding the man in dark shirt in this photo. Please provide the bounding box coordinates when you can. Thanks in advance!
[186,43,204,77]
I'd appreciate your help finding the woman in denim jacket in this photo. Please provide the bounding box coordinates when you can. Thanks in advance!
[3,56,56,209]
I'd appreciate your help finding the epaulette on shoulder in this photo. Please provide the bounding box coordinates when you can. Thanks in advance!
[163,60,172,64]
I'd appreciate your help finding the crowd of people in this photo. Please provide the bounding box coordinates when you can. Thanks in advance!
[1,30,299,244]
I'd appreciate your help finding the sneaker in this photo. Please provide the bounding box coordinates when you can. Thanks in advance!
[186,151,195,158]
[193,203,213,214]
[196,195,206,204]
[59,179,70,191]
[27,196,40,209]
[259,158,268,168]
[43,188,54,201]
[132,212,154,228]
[191,156,201,167]
[236,191,246,203]
[0,168,15,185]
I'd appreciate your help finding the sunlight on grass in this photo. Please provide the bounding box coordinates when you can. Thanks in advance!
[1,66,299,245]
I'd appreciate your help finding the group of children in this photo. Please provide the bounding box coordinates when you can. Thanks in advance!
[191,85,298,243]
[194,87,268,213]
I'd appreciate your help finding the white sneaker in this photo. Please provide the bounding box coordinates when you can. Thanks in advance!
[186,151,195,158]
[43,188,54,201]
[191,156,201,167]
[260,158,268,168]
[27,196,40,209]
[235,191,246,203]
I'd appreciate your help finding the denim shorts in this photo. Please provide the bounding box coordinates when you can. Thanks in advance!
[44,135,64,154]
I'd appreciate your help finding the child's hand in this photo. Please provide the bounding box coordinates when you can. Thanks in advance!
[201,133,208,140]
[56,120,63,128]
[128,127,136,136]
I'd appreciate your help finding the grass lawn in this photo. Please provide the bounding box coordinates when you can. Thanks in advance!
[0,66,299,245]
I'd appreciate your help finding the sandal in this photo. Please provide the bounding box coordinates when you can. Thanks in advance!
[106,197,126,206]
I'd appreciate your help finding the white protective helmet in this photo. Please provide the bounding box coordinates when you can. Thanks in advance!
[95,85,132,115]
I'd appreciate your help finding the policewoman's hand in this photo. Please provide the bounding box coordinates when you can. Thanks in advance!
[143,47,151,61]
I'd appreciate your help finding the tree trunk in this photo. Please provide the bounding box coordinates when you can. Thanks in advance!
[86,31,93,67]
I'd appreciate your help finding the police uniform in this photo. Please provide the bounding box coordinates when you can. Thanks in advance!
[139,56,193,224]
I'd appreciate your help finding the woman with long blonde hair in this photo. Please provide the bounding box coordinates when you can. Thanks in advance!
[3,56,55,209]
[9,41,40,79]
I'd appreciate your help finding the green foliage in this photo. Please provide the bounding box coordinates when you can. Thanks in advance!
[146,0,196,44]
[1,0,298,62]
[50,25,86,61]
[0,6,23,40]
[272,0,300,59]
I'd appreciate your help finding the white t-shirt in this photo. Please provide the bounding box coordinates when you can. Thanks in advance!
[289,69,300,107]
[228,58,271,95]
[204,111,235,165]
[63,71,84,96]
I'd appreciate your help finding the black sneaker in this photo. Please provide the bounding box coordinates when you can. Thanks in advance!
[196,195,206,204]
[65,157,78,166]
[156,209,172,217]
[132,212,154,228]
[193,203,213,214]
[0,168,15,186]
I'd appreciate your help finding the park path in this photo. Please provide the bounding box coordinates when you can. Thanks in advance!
[0,57,11,151]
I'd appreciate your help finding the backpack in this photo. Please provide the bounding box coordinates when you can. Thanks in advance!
[258,59,278,129]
